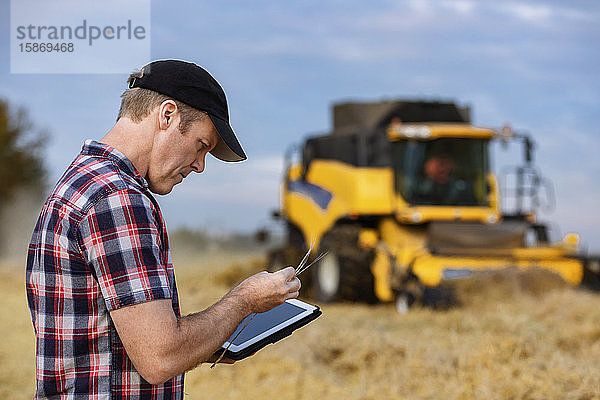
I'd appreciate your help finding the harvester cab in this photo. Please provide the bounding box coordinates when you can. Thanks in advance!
[270,99,600,311]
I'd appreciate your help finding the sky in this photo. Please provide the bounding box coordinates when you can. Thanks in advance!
[1,0,599,251]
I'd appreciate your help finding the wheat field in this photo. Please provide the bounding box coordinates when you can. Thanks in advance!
[2,249,600,399]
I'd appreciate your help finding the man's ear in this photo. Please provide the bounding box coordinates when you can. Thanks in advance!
[158,100,178,131]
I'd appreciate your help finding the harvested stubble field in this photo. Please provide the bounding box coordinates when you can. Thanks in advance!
[2,249,600,400]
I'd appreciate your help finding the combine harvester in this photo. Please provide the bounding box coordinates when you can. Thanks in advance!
[269,100,600,312]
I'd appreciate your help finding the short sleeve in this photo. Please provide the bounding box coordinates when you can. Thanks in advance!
[78,189,172,311]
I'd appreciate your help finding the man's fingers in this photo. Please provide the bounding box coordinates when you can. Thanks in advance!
[286,277,301,293]
[242,267,302,313]
[277,266,296,281]
[285,291,300,300]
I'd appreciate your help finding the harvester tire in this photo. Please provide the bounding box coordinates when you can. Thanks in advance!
[312,225,377,304]
[581,258,600,291]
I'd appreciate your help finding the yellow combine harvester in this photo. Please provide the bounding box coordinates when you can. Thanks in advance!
[270,100,599,311]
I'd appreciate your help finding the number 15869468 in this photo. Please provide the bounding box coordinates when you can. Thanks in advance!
[19,42,74,52]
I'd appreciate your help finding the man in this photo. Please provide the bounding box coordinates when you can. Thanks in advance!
[26,60,301,399]
[413,152,476,205]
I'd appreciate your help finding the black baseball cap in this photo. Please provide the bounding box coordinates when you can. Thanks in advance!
[128,59,246,162]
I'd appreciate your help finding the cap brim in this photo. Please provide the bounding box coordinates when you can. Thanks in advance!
[208,115,247,162]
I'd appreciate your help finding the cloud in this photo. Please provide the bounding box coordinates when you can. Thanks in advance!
[500,3,553,23]
[498,2,596,24]
[442,0,475,15]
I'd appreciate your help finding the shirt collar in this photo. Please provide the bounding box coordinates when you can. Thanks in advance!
[81,139,149,189]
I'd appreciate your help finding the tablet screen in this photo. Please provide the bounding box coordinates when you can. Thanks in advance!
[229,302,305,345]
[223,299,318,352]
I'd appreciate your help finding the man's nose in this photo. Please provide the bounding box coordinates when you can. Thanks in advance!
[190,156,206,173]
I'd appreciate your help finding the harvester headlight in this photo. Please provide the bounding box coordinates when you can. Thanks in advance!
[411,211,423,223]
[398,125,431,138]
[485,213,499,224]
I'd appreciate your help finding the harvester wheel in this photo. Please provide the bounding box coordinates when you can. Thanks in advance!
[581,258,600,291]
[394,281,457,313]
[395,293,411,314]
[394,278,423,314]
[313,251,341,302]
[312,225,377,303]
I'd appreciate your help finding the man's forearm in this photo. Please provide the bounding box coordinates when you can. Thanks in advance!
[111,290,249,385]
[167,290,250,373]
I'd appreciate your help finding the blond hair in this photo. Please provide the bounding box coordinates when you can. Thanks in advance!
[117,71,206,133]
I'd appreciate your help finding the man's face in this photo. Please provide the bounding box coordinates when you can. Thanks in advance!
[146,115,220,195]
[424,155,455,184]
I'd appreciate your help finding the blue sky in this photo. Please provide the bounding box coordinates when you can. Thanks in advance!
[1,0,599,250]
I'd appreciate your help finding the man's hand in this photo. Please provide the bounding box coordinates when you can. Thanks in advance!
[228,266,301,314]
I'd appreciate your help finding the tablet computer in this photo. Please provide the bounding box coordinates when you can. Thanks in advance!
[217,298,322,361]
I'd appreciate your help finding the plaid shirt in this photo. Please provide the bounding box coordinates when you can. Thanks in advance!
[26,140,184,399]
